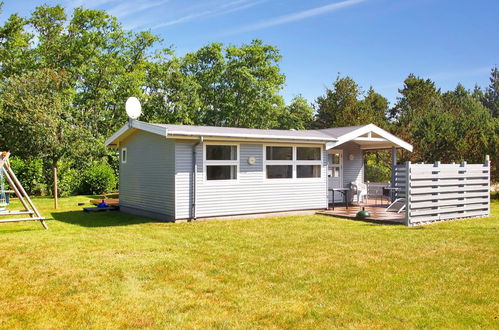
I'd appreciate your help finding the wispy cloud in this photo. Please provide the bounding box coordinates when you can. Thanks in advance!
[107,0,169,19]
[428,66,491,82]
[64,0,119,10]
[151,0,266,29]
[229,0,368,34]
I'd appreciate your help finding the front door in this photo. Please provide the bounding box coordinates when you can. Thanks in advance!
[327,150,343,202]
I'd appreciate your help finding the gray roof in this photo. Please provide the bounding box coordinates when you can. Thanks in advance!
[147,122,365,140]
[105,121,413,151]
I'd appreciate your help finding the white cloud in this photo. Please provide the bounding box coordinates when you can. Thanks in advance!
[230,0,368,34]
[108,0,169,19]
[151,0,266,29]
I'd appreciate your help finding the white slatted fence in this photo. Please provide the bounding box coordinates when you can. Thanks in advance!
[404,158,490,225]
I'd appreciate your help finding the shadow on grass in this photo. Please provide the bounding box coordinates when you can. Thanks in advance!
[51,210,153,228]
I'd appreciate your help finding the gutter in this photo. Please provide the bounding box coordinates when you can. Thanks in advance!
[191,136,204,220]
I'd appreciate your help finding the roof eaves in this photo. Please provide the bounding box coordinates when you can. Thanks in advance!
[165,130,337,142]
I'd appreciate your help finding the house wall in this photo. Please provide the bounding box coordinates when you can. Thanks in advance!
[328,142,365,202]
[341,141,364,186]
[119,130,175,220]
[175,141,328,219]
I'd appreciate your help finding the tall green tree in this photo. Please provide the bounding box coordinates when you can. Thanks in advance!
[313,76,362,128]
[481,66,499,117]
[0,4,162,141]
[313,77,390,128]
[278,95,314,129]
[359,87,390,128]
[0,69,94,207]
[144,40,286,128]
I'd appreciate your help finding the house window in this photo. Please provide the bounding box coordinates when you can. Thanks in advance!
[205,145,238,180]
[265,146,293,179]
[297,165,321,178]
[266,146,292,160]
[121,148,127,164]
[296,147,322,178]
[265,146,322,179]
[296,147,321,161]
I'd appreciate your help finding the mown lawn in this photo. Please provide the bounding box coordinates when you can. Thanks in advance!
[0,196,498,329]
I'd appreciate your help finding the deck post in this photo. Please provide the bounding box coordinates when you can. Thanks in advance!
[391,147,397,189]
[405,161,411,226]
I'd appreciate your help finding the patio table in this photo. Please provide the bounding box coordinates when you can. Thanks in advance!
[329,188,350,210]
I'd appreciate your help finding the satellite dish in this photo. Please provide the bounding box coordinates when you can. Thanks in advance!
[125,97,142,119]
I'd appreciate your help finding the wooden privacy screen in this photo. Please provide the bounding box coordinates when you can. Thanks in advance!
[403,159,490,226]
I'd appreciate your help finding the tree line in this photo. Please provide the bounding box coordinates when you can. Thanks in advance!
[0,4,497,204]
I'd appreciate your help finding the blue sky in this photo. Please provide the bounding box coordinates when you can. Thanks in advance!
[2,0,498,105]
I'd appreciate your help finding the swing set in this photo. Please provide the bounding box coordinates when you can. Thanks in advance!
[0,152,47,229]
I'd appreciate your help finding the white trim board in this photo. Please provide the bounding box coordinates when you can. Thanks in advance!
[325,124,413,152]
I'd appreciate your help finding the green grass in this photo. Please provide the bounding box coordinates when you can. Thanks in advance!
[0,196,498,329]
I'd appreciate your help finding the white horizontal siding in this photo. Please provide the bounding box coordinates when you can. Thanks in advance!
[120,131,174,219]
[328,142,364,202]
[175,141,327,219]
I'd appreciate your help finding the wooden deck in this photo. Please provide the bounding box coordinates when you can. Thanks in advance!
[317,199,406,224]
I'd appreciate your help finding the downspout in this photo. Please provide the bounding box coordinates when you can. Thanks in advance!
[191,136,204,220]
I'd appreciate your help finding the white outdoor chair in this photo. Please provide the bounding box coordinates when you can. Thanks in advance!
[350,181,368,204]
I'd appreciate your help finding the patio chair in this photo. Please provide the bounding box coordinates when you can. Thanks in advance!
[385,197,406,213]
[350,182,367,204]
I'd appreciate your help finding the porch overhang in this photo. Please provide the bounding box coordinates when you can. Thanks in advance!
[325,124,413,152]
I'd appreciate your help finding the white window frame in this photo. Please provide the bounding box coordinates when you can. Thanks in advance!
[296,146,323,179]
[263,144,323,181]
[203,142,240,183]
[121,147,127,164]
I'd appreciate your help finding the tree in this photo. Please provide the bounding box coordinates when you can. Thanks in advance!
[144,40,286,129]
[359,87,390,128]
[278,95,314,129]
[313,76,362,128]
[0,69,94,208]
[481,66,499,117]
[409,84,499,178]
[0,4,162,141]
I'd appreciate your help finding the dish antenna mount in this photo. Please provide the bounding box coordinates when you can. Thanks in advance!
[125,97,142,120]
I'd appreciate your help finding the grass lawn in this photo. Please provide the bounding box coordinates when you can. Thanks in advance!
[0,196,498,329]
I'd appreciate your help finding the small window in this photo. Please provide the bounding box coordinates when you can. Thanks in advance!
[297,147,321,160]
[297,165,321,178]
[206,145,237,160]
[205,144,238,181]
[121,148,127,164]
[329,153,341,164]
[266,165,292,179]
[266,146,292,160]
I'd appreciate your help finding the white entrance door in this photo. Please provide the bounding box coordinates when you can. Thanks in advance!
[327,150,343,202]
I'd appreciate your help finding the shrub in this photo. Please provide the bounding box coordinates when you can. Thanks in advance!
[57,168,82,197]
[80,162,117,195]
[8,157,46,195]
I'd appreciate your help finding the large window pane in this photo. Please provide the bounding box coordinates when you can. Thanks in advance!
[266,146,292,160]
[207,165,237,180]
[297,147,321,160]
[297,165,321,178]
[206,145,237,160]
[266,165,292,179]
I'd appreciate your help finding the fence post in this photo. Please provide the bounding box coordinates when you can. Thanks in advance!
[405,161,411,226]
[485,155,490,217]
